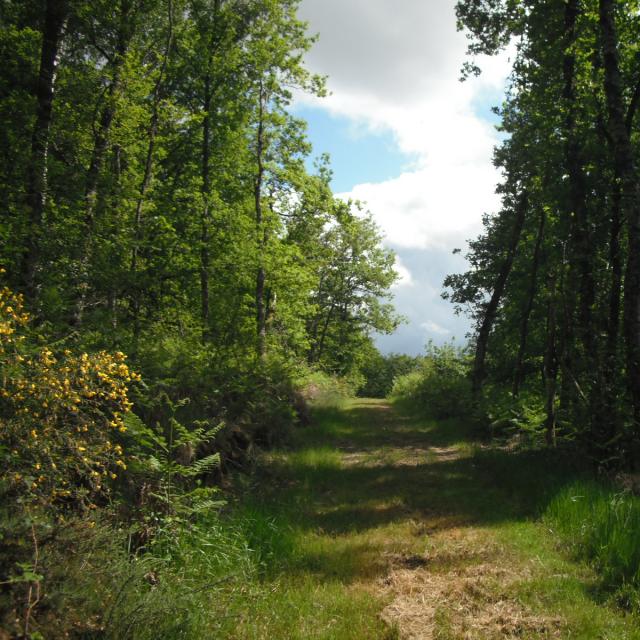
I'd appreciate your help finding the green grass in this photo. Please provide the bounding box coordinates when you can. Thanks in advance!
[545,480,640,608]
[223,398,640,638]
[38,397,640,638]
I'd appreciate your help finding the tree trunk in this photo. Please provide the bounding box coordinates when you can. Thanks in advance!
[22,0,67,302]
[130,0,173,343]
[198,0,222,337]
[544,271,559,447]
[254,81,267,358]
[200,71,212,331]
[607,181,623,360]
[472,190,528,396]
[513,206,545,396]
[73,0,133,326]
[313,303,336,362]
[599,0,640,463]
[563,0,594,360]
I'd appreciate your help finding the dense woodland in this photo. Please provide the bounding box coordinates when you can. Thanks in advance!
[1,0,400,372]
[446,0,640,469]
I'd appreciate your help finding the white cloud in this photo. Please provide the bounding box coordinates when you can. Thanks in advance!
[421,321,452,336]
[339,160,499,250]
[299,0,508,108]
[392,256,414,288]
[297,0,512,350]
[298,0,511,251]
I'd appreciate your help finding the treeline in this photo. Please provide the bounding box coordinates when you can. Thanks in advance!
[0,0,400,635]
[447,0,640,468]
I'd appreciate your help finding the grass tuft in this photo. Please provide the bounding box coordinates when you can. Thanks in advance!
[545,480,640,609]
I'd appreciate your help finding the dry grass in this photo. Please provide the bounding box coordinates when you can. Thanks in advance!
[378,528,564,639]
[331,418,566,640]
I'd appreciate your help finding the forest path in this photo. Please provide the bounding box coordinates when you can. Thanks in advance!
[244,399,640,639]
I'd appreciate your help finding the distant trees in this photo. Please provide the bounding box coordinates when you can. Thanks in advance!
[448,0,640,467]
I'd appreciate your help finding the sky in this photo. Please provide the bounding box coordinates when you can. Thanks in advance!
[294,0,512,356]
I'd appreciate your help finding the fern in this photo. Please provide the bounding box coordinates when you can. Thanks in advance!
[124,397,226,522]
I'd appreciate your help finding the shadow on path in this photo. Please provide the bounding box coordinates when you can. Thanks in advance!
[250,399,584,584]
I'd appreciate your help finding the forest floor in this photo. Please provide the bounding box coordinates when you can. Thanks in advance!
[230,399,640,639]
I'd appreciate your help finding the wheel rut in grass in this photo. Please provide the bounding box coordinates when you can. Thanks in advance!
[289,399,564,639]
[257,398,640,639]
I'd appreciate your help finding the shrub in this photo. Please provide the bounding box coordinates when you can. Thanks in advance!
[0,285,139,514]
[0,283,145,637]
[479,385,547,443]
[391,342,472,419]
[358,352,420,398]
[294,367,353,408]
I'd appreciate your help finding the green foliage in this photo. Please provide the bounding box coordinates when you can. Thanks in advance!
[358,350,421,398]
[391,342,472,419]
[123,406,225,524]
[0,0,404,634]
[12,512,257,639]
[450,0,640,466]
[479,386,548,443]
[293,367,353,408]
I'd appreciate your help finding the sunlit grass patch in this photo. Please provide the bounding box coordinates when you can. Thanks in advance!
[225,575,393,640]
[287,446,343,473]
[225,399,640,639]
[492,521,640,639]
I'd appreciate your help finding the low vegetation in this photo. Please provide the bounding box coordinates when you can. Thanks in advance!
[546,480,640,611]
[389,342,640,619]
[390,343,471,420]
[4,0,640,636]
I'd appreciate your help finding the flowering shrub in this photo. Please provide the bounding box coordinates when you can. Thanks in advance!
[0,283,140,513]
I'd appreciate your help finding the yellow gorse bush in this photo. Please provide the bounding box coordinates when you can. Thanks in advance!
[0,282,140,512]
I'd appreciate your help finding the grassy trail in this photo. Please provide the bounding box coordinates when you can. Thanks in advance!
[232,399,640,639]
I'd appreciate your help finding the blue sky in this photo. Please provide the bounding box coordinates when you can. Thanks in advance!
[296,0,511,355]
[294,105,417,193]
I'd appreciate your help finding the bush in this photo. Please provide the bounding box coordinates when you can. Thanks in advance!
[0,282,334,637]
[0,286,140,515]
[358,352,420,398]
[0,284,143,636]
[391,342,472,419]
[294,367,353,409]
[5,509,271,640]
[479,385,548,443]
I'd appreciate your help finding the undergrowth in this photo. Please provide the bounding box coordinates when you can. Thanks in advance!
[545,480,640,611]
